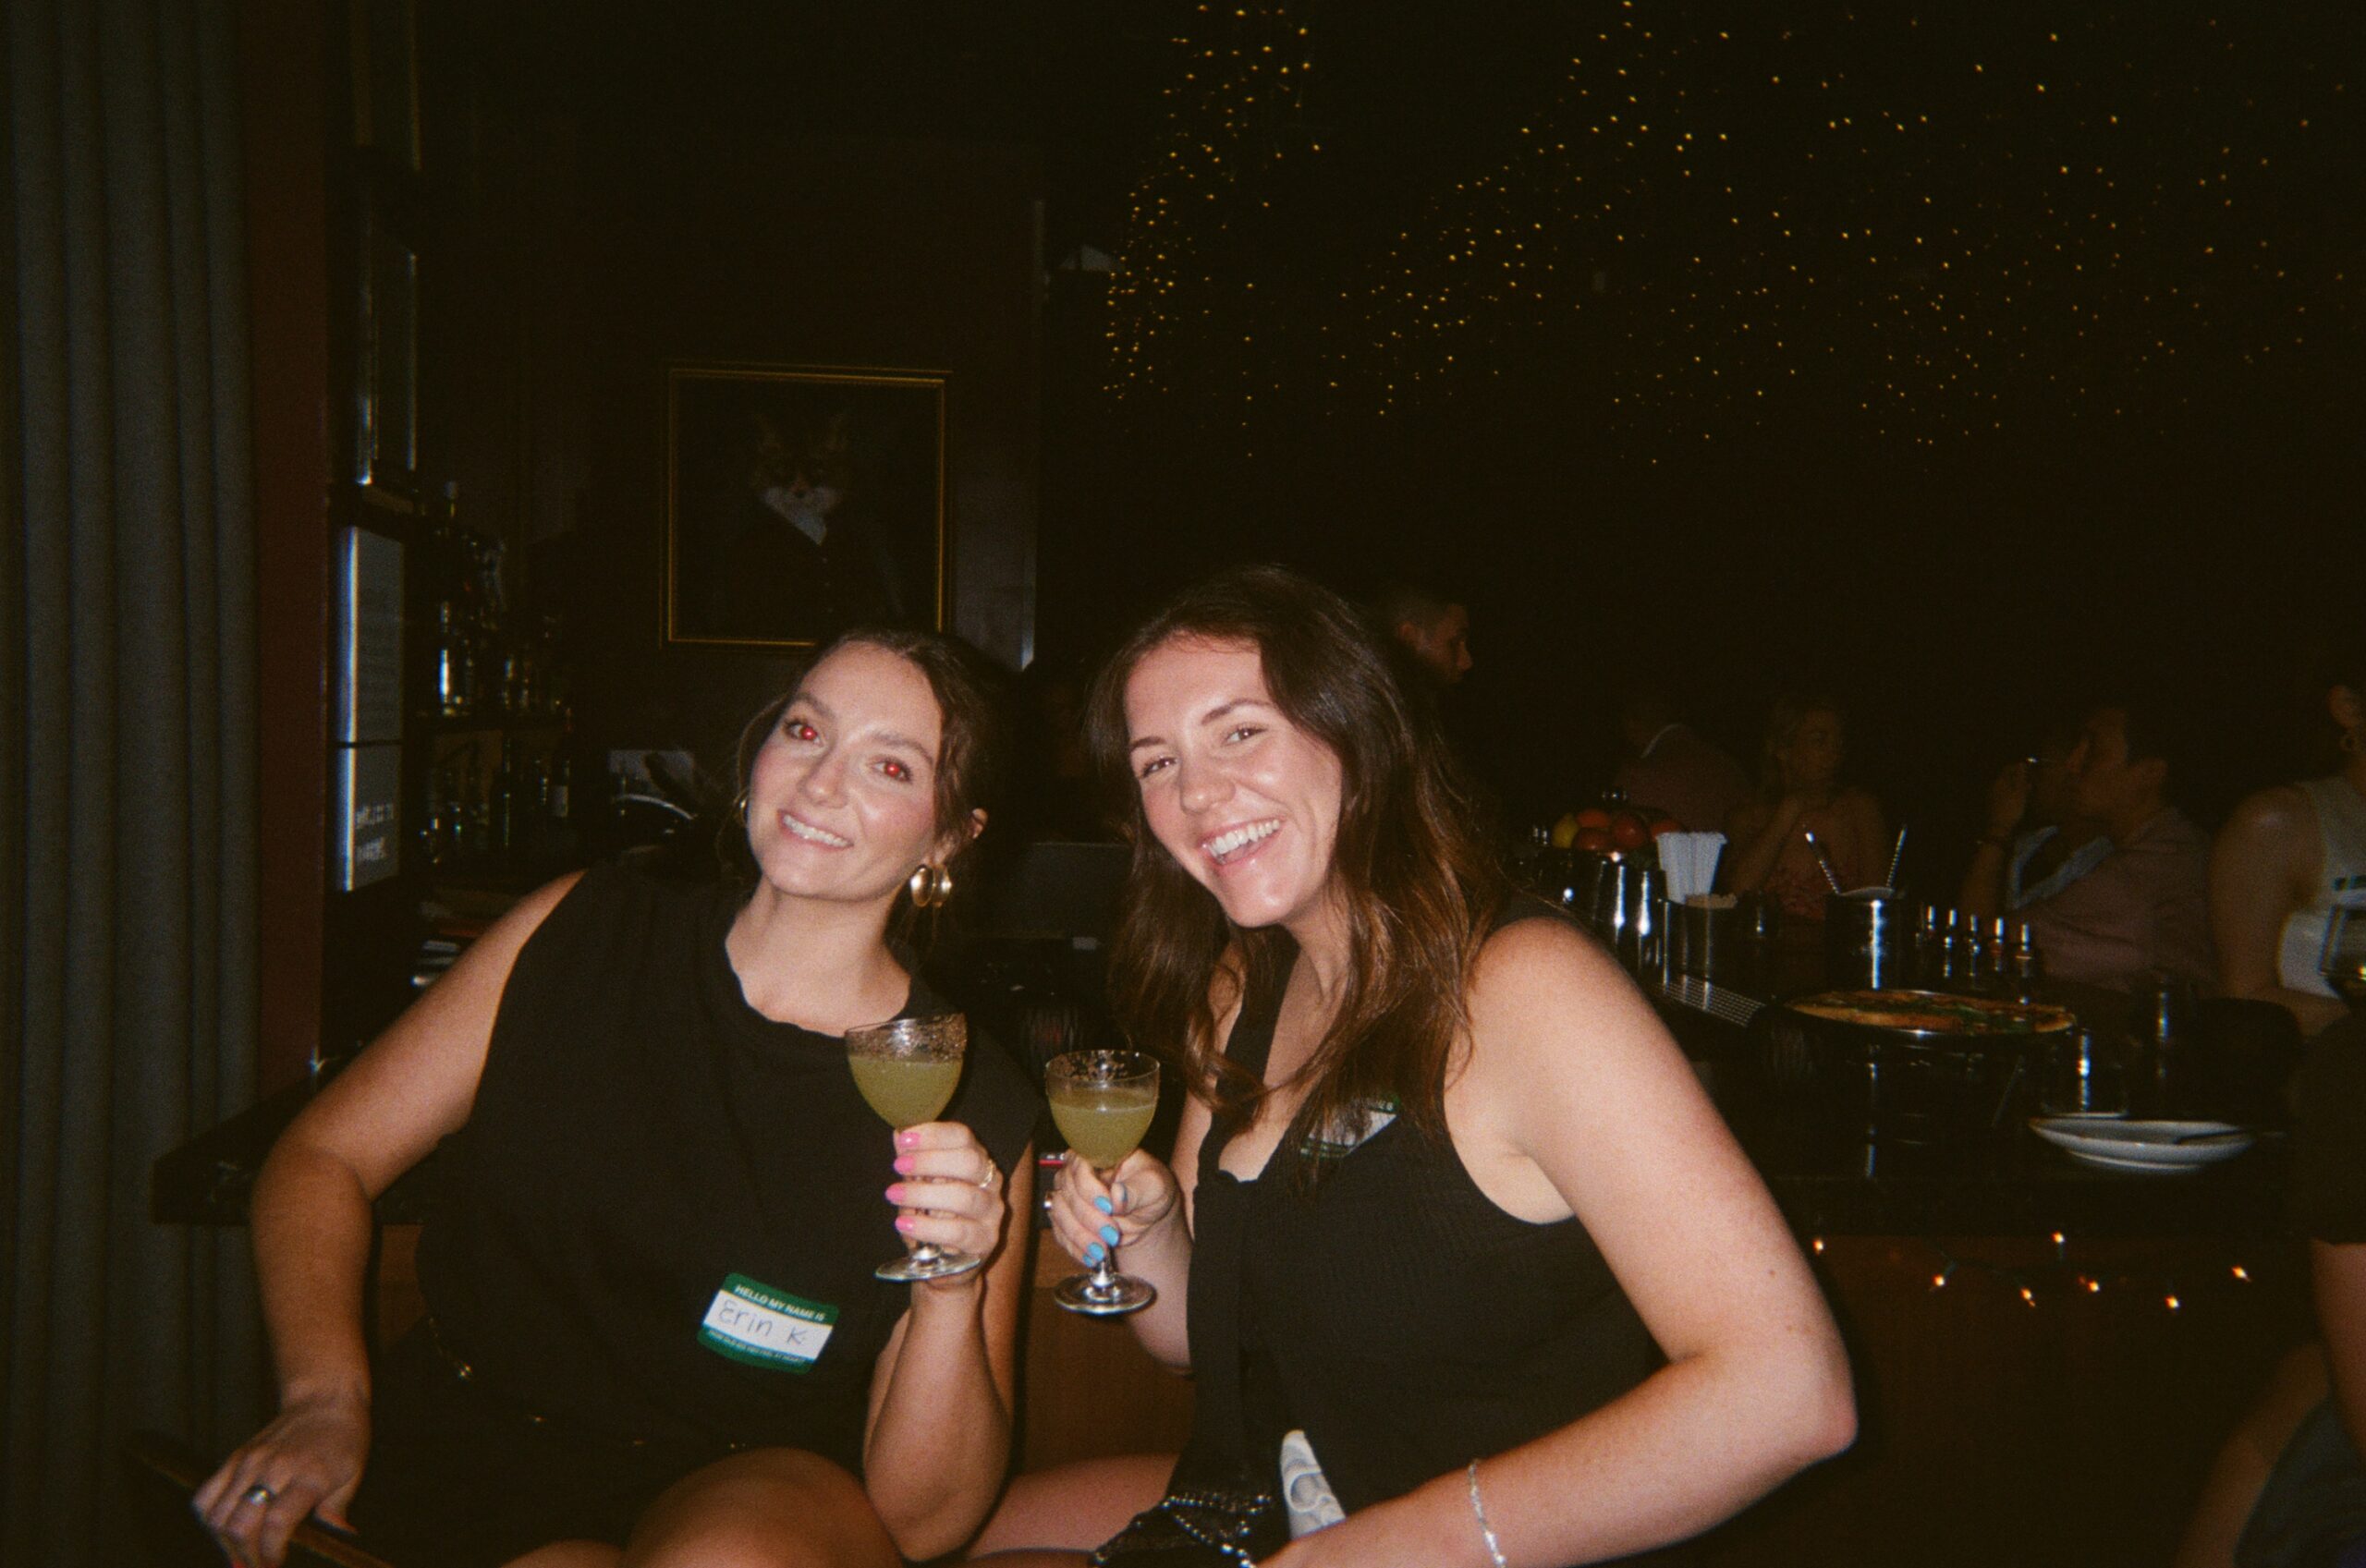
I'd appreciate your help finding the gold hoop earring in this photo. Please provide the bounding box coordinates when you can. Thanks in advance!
[733,789,750,817]
[907,862,953,909]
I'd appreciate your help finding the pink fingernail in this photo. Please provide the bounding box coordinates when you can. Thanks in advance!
[895,1215,917,1234]
[896,1129,920,1149]
[885,1184,908,1204]
[893,1155,915,1174]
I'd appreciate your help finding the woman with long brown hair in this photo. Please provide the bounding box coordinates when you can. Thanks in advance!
[973,568,1851,1566]
[198,628,1039,1568]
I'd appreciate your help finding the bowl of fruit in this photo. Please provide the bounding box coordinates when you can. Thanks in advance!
[1550,796,1683,861]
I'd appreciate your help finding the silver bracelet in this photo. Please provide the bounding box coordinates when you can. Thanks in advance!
[1466,1458,1509,1568]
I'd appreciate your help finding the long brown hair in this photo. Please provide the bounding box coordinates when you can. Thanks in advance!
[1084,566,1508,1159]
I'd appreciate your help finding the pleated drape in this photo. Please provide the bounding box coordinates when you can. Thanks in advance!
[3,3,263,1562]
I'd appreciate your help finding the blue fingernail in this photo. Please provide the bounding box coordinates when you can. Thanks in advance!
[1085,1242,1105,1262]
[1100,1223,1120,1246]
[1092,1196,1113,1214]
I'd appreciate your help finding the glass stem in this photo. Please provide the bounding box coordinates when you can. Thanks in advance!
[1089,1244,1119,1295]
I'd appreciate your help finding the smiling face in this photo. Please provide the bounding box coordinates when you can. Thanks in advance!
[743,641,961,909]
[1124,637,1347,939]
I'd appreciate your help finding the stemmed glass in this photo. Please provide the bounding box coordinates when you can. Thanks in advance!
[1046,1050,1161,1316]
[847,1014,982,1282]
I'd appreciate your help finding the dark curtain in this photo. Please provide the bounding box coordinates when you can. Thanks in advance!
[3,3,263,1564]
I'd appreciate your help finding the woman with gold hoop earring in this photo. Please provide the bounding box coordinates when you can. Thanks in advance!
[2209,631,2366,1040]
[200,629,1036,1568]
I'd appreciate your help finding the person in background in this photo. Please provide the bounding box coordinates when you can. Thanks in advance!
[2173,1008,2366,1568]
[972,566,1851,1566]
[1958,713,2112,918]
[1610,682,1753,833]
[1372,581,1473,689]
[1962,696,2214,991]
[1725,694,1889,923]
[2210,638,2366,1039]
[197,629,1038,1568]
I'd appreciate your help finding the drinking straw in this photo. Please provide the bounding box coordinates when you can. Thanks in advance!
[1802,830,1845,895]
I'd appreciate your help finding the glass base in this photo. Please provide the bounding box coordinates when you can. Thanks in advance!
[876,1246,982,1283]
[1054,1270,1156,1316]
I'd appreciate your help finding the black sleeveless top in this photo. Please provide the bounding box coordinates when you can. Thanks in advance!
[1183,907,1661,1513]
[413,865,1041,1476]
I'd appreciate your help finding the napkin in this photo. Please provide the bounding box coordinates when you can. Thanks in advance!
[1658,832,1726,904]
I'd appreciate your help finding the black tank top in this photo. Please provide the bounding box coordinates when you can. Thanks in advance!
[1184,907,1661,1513]
[414,866,1040,1474]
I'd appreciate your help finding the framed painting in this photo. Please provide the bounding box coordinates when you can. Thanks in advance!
[664,363,948,649]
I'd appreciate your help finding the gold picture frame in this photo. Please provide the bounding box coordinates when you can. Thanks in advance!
[664,363,949,650]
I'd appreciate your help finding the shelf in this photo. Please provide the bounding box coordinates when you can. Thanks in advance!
[415,712,567,735]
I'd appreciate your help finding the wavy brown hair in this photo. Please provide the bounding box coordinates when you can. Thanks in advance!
[1084,566,1509,1161]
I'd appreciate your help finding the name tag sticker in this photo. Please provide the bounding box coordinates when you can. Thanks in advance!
[699,1273,839,1373]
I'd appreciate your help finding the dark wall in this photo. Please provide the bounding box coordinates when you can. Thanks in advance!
[567,135,1043,793]
[1031,286,2362,878]
[241,0,332,1088]
[426,9,1043,803]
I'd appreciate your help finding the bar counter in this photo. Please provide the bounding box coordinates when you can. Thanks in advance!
[153,943,2311,1566]
[1633,943,2308,1565]
[1642,964,2291,1243]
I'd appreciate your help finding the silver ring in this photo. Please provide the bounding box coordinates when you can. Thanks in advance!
[240,1484,275,1508]
[977,1170,995,1190]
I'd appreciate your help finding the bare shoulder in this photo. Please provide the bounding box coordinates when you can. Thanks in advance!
[1467,917,1663,1072]
[2219,783,2316,847]
[288,870,587,1187]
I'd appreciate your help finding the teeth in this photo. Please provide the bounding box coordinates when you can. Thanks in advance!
[1204,820,1280,862]
[783,814,850,848]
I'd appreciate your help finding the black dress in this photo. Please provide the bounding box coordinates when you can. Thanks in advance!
[1172,910,1662,1523]
[348,866,1040,1566]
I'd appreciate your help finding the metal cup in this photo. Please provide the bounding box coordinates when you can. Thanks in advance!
[2140,970,2196,1051]
[1620,868,1666,976]
[2039,1028,2127,1117]
[1825,887,1907,991]
[1672,894,1737,981]
[1735,890,1782,943]
[1592,855,1634,949]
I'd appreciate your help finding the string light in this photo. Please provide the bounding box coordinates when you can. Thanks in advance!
[1884,1234,2263,1316]
[1102,2,1314,408]
[1090,9,2339,453]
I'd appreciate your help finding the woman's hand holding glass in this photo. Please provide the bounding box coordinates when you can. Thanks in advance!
[851,1013,993,1282]
[884,1119,1007,1290]
[1044,1144,1179,1305]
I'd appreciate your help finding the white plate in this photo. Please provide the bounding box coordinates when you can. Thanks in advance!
[2027,1118,2255,1173]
